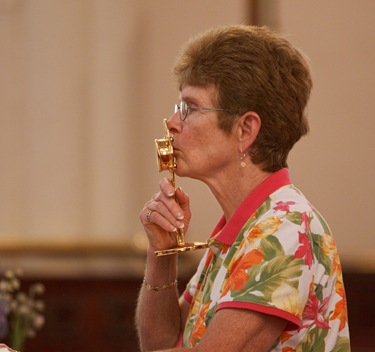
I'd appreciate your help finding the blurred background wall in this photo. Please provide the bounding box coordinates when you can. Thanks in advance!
[1,0,374,272]
[0,0,374,350]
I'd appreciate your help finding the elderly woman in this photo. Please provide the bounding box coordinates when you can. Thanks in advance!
[136,25,350,352]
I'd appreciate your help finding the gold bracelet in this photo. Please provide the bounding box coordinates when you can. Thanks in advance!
[143,278,178,291]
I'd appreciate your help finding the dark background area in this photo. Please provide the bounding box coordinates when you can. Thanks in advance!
[7,271,374,352]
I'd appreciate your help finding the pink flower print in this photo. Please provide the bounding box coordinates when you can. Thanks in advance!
[301,294,330,330]
[301,212,310,231]
[295,231,313,269]
[274,201,296,212]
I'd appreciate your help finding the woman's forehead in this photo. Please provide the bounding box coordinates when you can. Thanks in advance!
[179,84,218,104]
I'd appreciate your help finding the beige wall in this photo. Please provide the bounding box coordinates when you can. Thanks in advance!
[0,0,248,253]
[278,1,375,267]
[0,0,374,272]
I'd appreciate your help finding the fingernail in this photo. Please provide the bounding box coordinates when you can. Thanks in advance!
[177,221,185,229]
[176,212,184,220]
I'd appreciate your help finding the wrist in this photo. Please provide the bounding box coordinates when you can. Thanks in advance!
[144,247,178,285]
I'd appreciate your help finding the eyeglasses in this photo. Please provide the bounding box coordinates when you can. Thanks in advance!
[174,101,228,121]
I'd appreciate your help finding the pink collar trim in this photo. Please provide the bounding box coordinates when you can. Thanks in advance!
[210,168,291,245]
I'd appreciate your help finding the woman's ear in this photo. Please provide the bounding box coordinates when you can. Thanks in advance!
[237,111,261,151]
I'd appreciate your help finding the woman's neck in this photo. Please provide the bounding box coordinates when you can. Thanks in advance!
[204,164,272,220]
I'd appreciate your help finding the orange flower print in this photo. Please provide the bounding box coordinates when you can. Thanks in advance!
[272,283,303,318]
[330,278,348,331]
[190,290,203,317]
[221,249,264,297]
[221,244,229,255]
[308,276,314,296]
[280,331,293,344]
[245,217,282,247]
[335,277,345,298]
[322,232,336,256]
[282,347,296,352]
[331,297,348,332]
[190,302,210,346]
[322,232,340,275]
[203,250,214,270]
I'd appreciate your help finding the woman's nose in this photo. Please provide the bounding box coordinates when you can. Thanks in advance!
[166,110,181,133]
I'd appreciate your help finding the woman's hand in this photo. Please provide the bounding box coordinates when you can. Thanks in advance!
[140,177,191,252]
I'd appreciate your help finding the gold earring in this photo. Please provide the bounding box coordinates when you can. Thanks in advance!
[240,152,247,168]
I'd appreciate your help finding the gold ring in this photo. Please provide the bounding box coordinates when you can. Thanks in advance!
[146,210,153,222]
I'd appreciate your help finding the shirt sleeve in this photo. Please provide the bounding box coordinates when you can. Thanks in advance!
[216,211,315,329]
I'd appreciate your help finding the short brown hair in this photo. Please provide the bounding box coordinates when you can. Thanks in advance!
[173,25,312,172]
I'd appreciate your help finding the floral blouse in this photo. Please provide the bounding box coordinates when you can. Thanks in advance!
[182,169,350,351]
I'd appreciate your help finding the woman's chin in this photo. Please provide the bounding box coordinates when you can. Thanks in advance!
[174,165,192,178]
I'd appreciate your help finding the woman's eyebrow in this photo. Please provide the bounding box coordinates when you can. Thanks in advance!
[180,96,200,105]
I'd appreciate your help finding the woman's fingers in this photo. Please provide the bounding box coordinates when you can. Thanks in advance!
[141,195,184,232]
[159,177,176,197]
[139,177,192,251]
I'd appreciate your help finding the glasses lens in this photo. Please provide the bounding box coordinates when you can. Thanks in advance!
[174,102,189,121]
[174,104,181,120]
[180,101,188,120]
